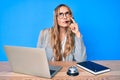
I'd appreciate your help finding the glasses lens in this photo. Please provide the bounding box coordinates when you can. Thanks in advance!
[59,13,64,18]
[58,12,71,18]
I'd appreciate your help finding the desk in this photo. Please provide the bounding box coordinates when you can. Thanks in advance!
[0,61,120,80]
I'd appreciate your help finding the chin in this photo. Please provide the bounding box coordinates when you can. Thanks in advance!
[62,24,69,28]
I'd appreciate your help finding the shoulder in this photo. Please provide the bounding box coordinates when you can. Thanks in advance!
[38,28,52,42]
[37,28,51,46]
[38,28,52,39]
[40,28,51,35]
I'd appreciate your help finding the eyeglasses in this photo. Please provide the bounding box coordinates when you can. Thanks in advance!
[57,12,71,19]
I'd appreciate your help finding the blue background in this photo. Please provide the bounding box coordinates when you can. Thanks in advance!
[0,0,120,61]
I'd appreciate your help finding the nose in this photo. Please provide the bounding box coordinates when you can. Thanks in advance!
[63,14,67,19]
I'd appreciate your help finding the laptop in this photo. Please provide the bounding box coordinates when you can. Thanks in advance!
[4,45,62,78]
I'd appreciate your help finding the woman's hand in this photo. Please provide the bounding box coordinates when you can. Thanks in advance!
[69,18,81,38]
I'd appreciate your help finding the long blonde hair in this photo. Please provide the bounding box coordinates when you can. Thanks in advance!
[50,4,75,61]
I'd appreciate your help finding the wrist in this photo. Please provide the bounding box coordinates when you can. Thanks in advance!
[76,31,81,38]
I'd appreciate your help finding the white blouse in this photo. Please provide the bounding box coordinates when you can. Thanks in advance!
[61,36,67,61]
[52,36,67,61]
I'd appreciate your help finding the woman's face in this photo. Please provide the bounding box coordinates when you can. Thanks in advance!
[57,6,72,28]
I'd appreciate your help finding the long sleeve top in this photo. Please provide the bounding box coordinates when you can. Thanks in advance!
[37,29,86,62]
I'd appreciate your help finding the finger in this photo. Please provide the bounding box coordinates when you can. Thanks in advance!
[69,23,74,28]
[71,17,75,23]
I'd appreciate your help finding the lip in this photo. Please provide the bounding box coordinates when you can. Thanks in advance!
[63,22,66,23]
[63,21,69,23]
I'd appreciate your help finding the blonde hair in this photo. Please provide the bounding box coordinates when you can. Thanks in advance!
[50,4,75,61]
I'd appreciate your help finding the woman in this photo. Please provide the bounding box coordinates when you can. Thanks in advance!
[37,4,86,62]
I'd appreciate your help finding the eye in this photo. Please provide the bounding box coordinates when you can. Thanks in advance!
[66,12,69,14]
[65,12,70,16]
[59,13,63,16]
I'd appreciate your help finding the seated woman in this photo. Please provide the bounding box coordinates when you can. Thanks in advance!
[37,4,86,62]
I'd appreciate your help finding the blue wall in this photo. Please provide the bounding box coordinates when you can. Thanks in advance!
[0,0,120,61]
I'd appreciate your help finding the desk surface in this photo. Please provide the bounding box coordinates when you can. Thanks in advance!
[0,60,120,80]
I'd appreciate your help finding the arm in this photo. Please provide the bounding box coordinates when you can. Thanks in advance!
[69,18,86,62]
[37,29,54,61]
[73,35,86,62]
[37,29,48,48]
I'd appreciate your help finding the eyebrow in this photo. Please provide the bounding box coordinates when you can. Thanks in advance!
[59,11,70,14]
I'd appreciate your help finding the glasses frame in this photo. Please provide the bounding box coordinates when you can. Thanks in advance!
[57,11,71,19]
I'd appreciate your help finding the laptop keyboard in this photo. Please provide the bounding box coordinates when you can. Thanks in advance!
[50,69,56,75]
[49,65,62,75]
